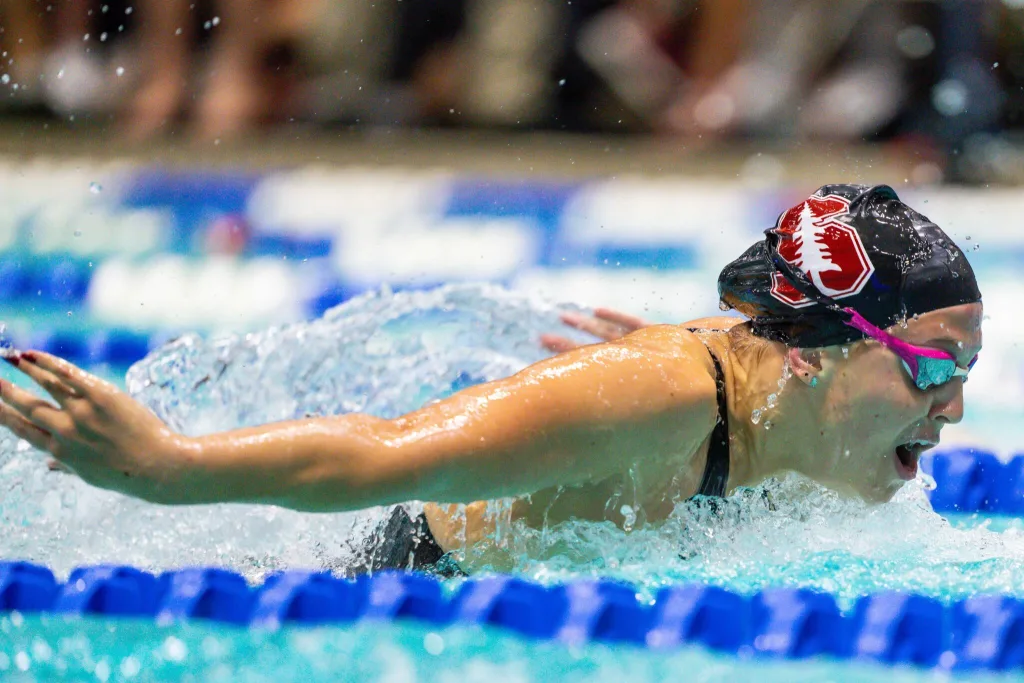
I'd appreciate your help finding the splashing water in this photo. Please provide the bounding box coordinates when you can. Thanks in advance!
[0,283,1023,607]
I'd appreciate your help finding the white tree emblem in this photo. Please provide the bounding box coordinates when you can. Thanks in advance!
[792,203,843,295]
[769,193,876,307]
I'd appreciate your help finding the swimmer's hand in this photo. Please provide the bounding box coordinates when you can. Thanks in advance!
[540,308,651,353]
[0,351,186,500]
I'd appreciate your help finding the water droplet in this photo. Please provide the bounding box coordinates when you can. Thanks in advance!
[162,636,187,662]
[992,62,1000,69]
[766,393,777,409]
[718,301,730,311]
[83,33,90,41]
[751,409,762,425]
[100,31,108,41]
[73,230,82,237]
[125,6,132,13]
[212,16,220,25]
[843,449,851,458]
[0,74,8,85]
[932,79,968,117]
[841,346,849,359]
[120,656,141,678]
[965,235,972,241]
[620,504,637,531]
[101,4,109,12]
[919,470,937,491]
[89,182,102,194]
[203,20,211,29]
[558,79,566,86]
[423,632,445,656]
[57,68,64,79]
[116,66,124,77]
[777,378,786,390]
[957,340,964,349]
[175,27,182,35]
[763,420,772,430]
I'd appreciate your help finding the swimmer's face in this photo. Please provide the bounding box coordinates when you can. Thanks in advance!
[815,303,983,502]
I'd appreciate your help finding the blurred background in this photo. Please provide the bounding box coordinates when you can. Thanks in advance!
[0,0,1020,449]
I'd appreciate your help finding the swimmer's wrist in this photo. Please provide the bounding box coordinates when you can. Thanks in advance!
[163,434,256,506]
[133,434,211,505]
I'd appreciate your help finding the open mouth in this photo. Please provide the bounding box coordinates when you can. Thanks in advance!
[894,441,932,480]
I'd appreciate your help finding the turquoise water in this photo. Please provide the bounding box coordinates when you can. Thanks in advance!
[2,610,1022,683]
[3,285,1024,681]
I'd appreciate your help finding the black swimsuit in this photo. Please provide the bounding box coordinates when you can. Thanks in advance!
[692,343,731,498]
[360,338,732,574]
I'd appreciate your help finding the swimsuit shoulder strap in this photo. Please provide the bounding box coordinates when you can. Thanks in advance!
[686,328,730,498]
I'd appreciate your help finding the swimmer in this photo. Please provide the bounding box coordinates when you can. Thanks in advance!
[0,185,982,574]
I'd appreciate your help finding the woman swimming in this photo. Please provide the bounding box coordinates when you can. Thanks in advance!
[0,184,982,573]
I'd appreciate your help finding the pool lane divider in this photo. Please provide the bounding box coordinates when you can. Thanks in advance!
[2,562,1024,671]
[922,449,1024,514]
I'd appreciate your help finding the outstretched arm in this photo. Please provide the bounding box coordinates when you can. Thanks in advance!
[0,329,717,512]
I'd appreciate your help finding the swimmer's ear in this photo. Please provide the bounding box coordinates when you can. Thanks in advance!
[787,347,822,387]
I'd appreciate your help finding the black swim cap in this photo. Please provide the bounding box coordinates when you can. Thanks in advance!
[718,184,982,347]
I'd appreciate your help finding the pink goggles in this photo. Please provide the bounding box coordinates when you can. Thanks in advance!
[843,308,977,391]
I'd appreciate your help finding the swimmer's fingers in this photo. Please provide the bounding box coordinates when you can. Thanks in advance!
[0,401,53,452]
[560,310,637,341]
[539,334,583,354]
[0,379,70,436]
[5,355,79,405]
[592,308,650,333]
[18,351,108,399]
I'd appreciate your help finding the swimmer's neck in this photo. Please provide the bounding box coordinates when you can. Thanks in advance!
[719,335,836,491]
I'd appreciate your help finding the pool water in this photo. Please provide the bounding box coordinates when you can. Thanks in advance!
[3,610,1023,683]
[2,284,1024,681]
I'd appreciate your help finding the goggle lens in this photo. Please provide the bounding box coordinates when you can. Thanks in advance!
[905,354,978,391]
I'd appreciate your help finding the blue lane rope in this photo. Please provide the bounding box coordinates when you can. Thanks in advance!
[3,562,1024,672]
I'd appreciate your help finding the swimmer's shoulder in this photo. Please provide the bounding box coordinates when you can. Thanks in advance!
[614,317,742,371]
[609,323,722,405]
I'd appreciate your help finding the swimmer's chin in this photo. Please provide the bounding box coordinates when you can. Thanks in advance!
[857,480,906,504]
[824,478,904,504]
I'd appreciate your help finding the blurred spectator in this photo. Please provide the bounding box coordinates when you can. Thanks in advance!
[562,0,909,140]
[42,0,120,115]
[0,0,1020,169]
[128,0,304,140]
[0,0,48,107]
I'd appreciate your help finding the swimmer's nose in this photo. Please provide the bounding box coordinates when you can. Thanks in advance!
[929,379,965,425]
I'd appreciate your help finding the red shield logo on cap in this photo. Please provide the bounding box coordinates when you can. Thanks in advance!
[769,194,875,308]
